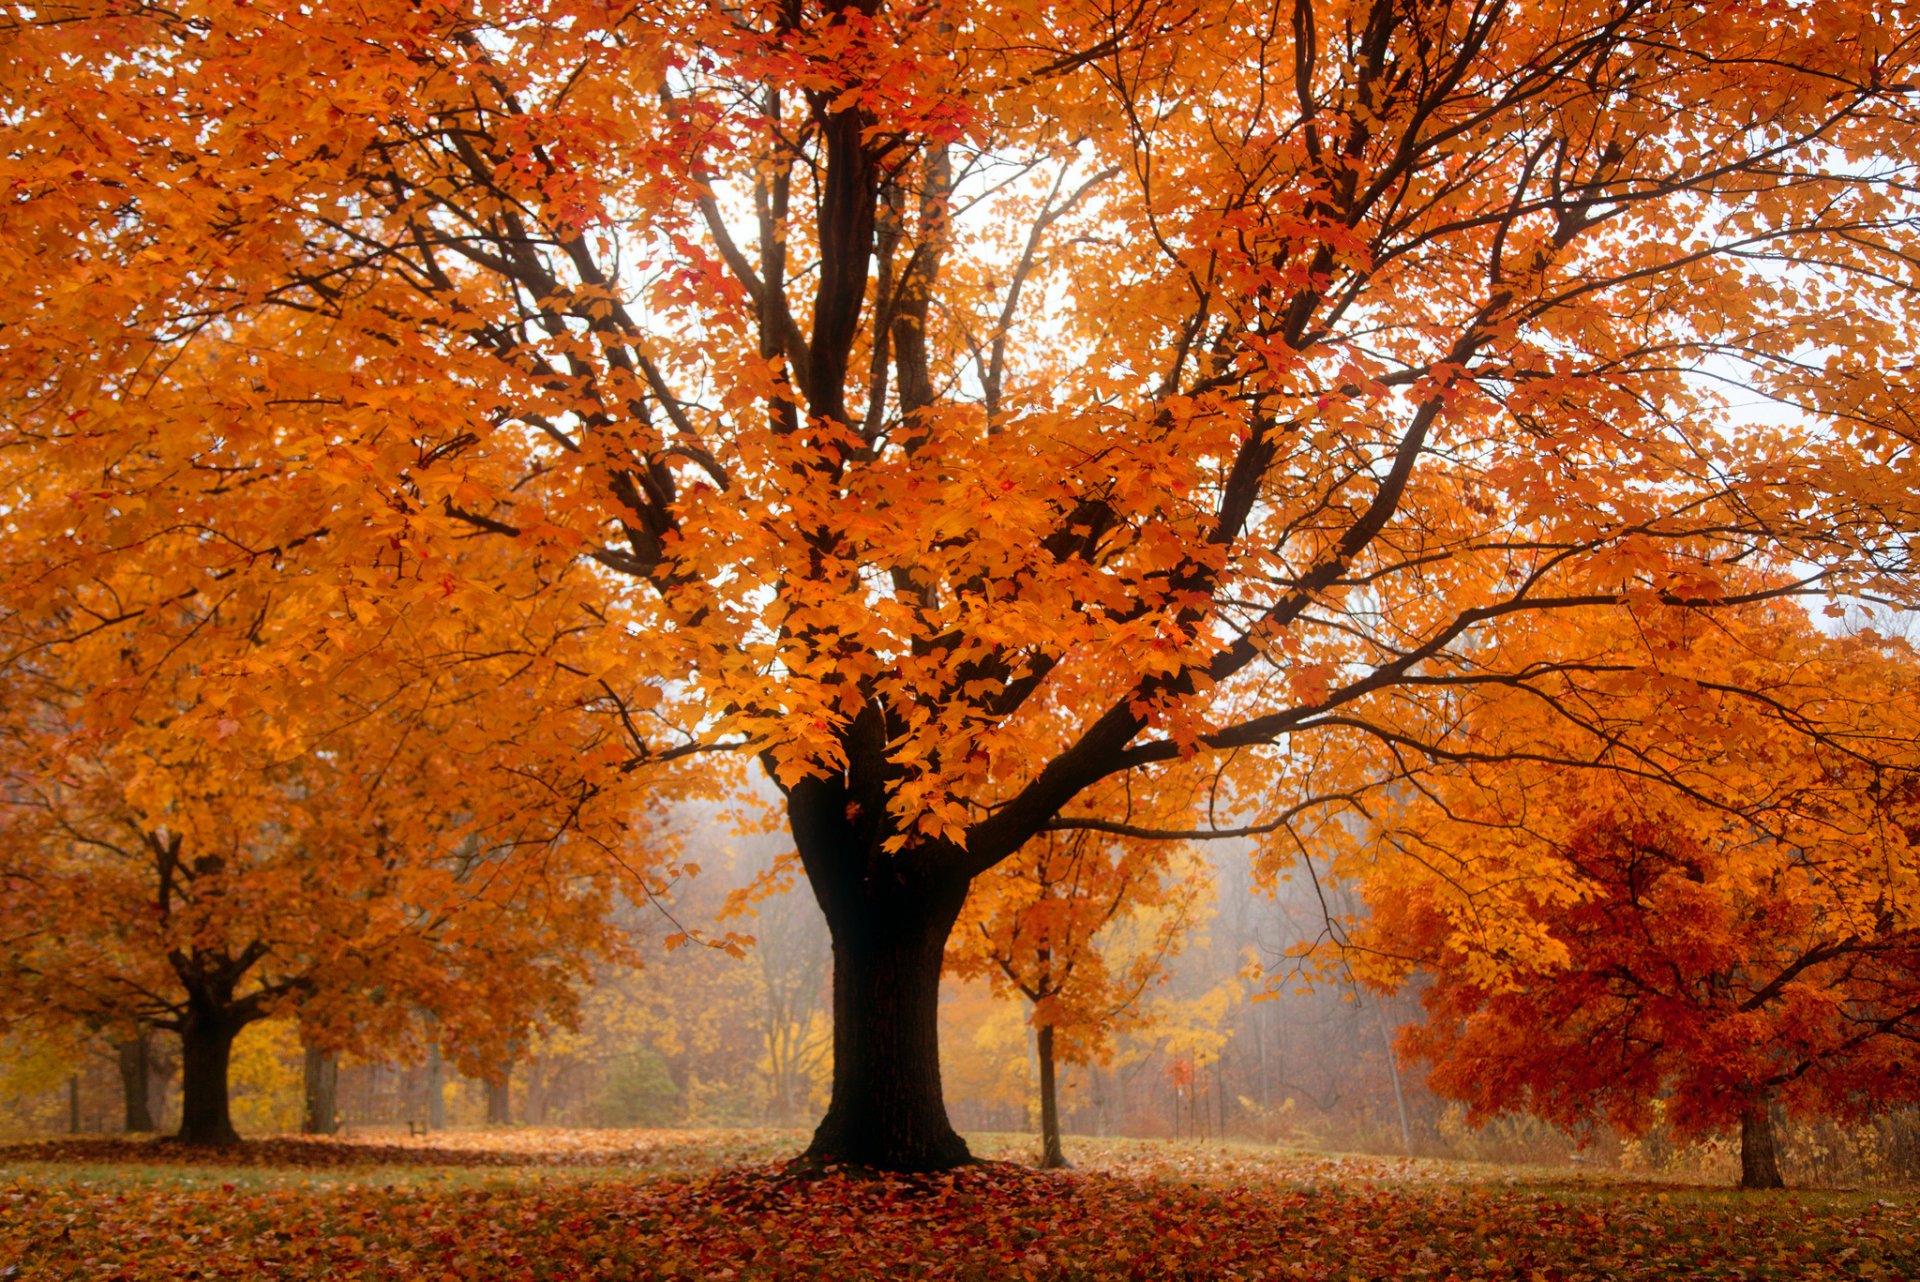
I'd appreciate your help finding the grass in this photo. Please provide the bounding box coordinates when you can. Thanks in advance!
[1,1129,1914,1280]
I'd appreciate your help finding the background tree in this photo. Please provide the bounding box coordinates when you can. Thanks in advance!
[0,649,647,1144]
[7,0,1920,1169]
[949,813,1200,1166]
[730,851,835,1127]
[1355,601,1920,1188]
[115,1025,171,1134]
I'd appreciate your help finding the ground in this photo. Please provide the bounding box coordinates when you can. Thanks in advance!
[1,1130,1913,1280]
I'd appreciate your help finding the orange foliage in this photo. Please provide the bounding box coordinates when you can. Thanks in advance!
[0,597,654,1139]
[6,0,1920,1166]
[951,821,1200,1067]
[1356,600,1920,1158]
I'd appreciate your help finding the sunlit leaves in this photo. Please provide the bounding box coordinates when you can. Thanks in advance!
[1355,598,1920,1144]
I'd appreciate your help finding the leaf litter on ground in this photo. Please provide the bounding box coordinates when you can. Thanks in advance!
[0,1129,1913,1280]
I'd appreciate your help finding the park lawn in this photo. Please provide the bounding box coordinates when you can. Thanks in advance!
[0,1130,1913,1281]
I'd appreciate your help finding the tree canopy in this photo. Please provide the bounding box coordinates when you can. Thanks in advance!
[5,0,1920,1167]
[1354,600,1920,1188]
[0,603,648,1143]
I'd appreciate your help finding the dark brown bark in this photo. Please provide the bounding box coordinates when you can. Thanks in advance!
[805,63,878,428]
[176,1014,241,1146]
[117,1031,156,1132]
[302,1043,339,1135]
[67,1073,81,1134]
[1035,1022,1069,1169]
[792,775,973,1171]
[1740,1095,1785,1189]
[799,881,971,1170]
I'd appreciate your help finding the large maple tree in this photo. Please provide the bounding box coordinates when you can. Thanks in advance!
[5,0,1920,1168]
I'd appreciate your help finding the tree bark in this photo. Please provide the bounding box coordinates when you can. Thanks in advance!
[118,1031,156,1132]
[302,1044,339,1135]
[1035,1022,1069,1169]
[67,1073,81,1134]
[175,1015,242,1145]
[799,886,972,1169]
[1740,1094,1785,1189]
[487,1066,512,1125]
[795,810,972,1168]
[426,1040,446,1130]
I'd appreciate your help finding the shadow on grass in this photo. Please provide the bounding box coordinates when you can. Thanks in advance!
[0,1134,753,1170]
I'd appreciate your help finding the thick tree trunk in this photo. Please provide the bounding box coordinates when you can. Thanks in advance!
[487,1067,512,1125]
[176,1016,241,1146]
[118,1032,156,1132]
[302,1044,339,1135]
[1035,1022,1069,1169]
[1740,1095,1785,1190]
[798,859,972,1170]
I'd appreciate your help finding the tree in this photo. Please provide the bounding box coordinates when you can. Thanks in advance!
[301,1041,340,1136]
[1354,602,1920,1188]
[727,849,835,1126]
[949,819,1199,1166]
[116,1025,171,1134]
[0,642,643,1145]
[6,0,1920,1169]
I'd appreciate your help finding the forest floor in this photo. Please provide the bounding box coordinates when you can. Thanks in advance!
[1,1128,1914,1280]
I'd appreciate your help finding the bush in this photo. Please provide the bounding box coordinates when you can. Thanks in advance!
[597,1049,680,1128]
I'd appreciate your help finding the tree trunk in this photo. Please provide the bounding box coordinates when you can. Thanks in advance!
[1368,994,1414,1157]
[487,1067,512,1125]
[426,1041,446,1130]
[1035,1022,1069,1169]
[798,861,972,1170]
[146,1038,178,1133]
[176,1016,241,1145]
[302,1044,339,1135]
[1215,1051,1229,1140]
[784,748,980,1172]
[118,1032,156,1132]
[527,1060,546,1125]
[1740,1094,1785,1190]
[67,1073,81,1134]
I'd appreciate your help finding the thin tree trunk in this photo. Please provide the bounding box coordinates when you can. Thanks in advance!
[302,1044,339,1135]
[1367,993,1414,1157]
[175,1016,241,1145]
[1215,1052,1228,1140]
[118,1032,155,1132]
[426,1041,446,1130]
[1035,1022,1069,1168]
[67,1073,81,1134]
[1740,1094,1786,1189]
[1255,996,1271,1116]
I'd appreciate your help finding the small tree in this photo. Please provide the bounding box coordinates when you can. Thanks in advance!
[950,823,1200,1166]
[1357,602,1920,1188]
